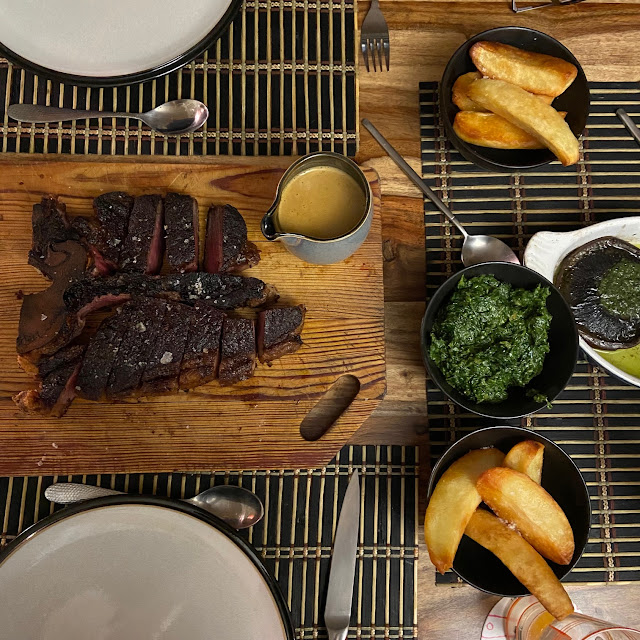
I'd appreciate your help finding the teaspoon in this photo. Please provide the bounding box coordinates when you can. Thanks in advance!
[362,119,520,266]
[7,99,209,135]
[44,482,263,530]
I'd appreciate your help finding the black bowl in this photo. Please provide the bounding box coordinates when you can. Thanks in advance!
[427,426,591,596]
[440,26,590,171]
[421,262,578,419]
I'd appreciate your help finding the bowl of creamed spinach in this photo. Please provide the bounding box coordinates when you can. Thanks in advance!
[421,263,578,419]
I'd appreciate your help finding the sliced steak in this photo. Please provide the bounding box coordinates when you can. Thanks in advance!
[218,317,256,384]
[13,344,85,417]
[165,193,199,273]
[105,298,166,399]
[141,302,190,394]
[94,191,134,266]
[75,305,135,401]
[17,240,89,361]
[71,192,134,276]
[179,302,225,390]
[257,305,306,363]
[204,204,260,274]
[65,272,278,313]
[29,197,79,279]
[120,195,164,274]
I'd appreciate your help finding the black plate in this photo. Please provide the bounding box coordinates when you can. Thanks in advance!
[439,26,590,171]
[0,0,242,88]
[421,262,579,419]
[427,426,591,596]
[0,495,295,639]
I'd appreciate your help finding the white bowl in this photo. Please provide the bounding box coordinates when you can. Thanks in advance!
[524,217,640,388]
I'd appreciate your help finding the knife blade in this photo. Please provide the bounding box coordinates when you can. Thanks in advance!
[324,470,360,640]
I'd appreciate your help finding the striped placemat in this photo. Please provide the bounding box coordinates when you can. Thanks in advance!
[420,81,640,585]
[0,445,418,639]
[0,0,357,157]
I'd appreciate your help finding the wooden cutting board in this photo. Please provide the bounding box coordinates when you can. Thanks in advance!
[0,156,385,475]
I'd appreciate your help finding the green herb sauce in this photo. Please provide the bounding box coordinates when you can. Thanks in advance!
[429,275,552,404]
[599,258,640,321]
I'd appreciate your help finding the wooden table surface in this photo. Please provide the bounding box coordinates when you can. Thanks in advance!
[351,0,640,636]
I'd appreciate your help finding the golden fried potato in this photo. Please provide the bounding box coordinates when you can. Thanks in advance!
[468,78,579,165]
[453,72,486,112]
[452,71,554,113]
[424,448,505,574]
[470,41,577,97]
[453,111,567,150]
[465,509,574,620]
[504,440,545,483]
[477,467,574,565]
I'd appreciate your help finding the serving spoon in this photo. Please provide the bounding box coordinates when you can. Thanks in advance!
[7,99,209,135]
[362,119,520,266]
[45,483,263,530]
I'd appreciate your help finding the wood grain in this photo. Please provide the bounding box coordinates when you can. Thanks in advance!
[0,156,385,475]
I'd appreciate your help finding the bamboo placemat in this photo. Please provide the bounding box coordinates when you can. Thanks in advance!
[420,81,640,585]
[0,0,357,157]
[0,445,418,639]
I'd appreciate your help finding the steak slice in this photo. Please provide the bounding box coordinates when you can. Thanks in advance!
[64,272,278,313]
[29,197,79,279]
[178,302,225,390]
[140,302,190,394]
[94,191,134,267]
[256,305,306,363]
[17,240,89,361]
[71,192,134,276]
[75,305,136,401]
[13,344,85,417]
[120,195,165,274]
[165,193,199,273]
[105,298,166,399]
[218,317,256,384]
[204,204,260,274]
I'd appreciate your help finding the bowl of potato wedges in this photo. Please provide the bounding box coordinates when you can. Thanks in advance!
[440,27,590,171]
[425,426,590,619]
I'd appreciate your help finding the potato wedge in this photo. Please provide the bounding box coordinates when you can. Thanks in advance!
[504,440,545,483]
[468,78,579,165]
[454,111,567,150]
[477,467,574,565]
[453,72,486,112]
[469,41,578,97]
[465,509,574,620]
[424,448,505,574]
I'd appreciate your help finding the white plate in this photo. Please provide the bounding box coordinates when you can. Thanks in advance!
[524,217,640,388]
[0,502,291,640]
[0,0,238,83]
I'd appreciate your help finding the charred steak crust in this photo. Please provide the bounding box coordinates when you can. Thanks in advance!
[93,192,134,266]
[29,197,79,277]
[105,298,167,399]
[141,301,190,394]
[120,194,165,274]
[204,204,260,274]
[219,317,256,384]
[13,344,85,417]
[165,193,199,273]
[179,302,225,389]
[257,305,306,363]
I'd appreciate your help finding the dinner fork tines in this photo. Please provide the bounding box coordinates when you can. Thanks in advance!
[360,0,389,71]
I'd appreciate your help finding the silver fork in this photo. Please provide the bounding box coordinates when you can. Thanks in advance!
[360,0,389,71]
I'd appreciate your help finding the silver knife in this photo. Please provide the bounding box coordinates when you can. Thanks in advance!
[324,470,360,640]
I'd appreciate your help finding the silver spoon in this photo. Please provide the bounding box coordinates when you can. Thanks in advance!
[44,483,263,529]
[362,118,520,267]
[7,99,209,135]
[616,108,640,147]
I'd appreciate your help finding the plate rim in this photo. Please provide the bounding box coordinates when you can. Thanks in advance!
[0,0,243,87]
[0,494,295,639]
